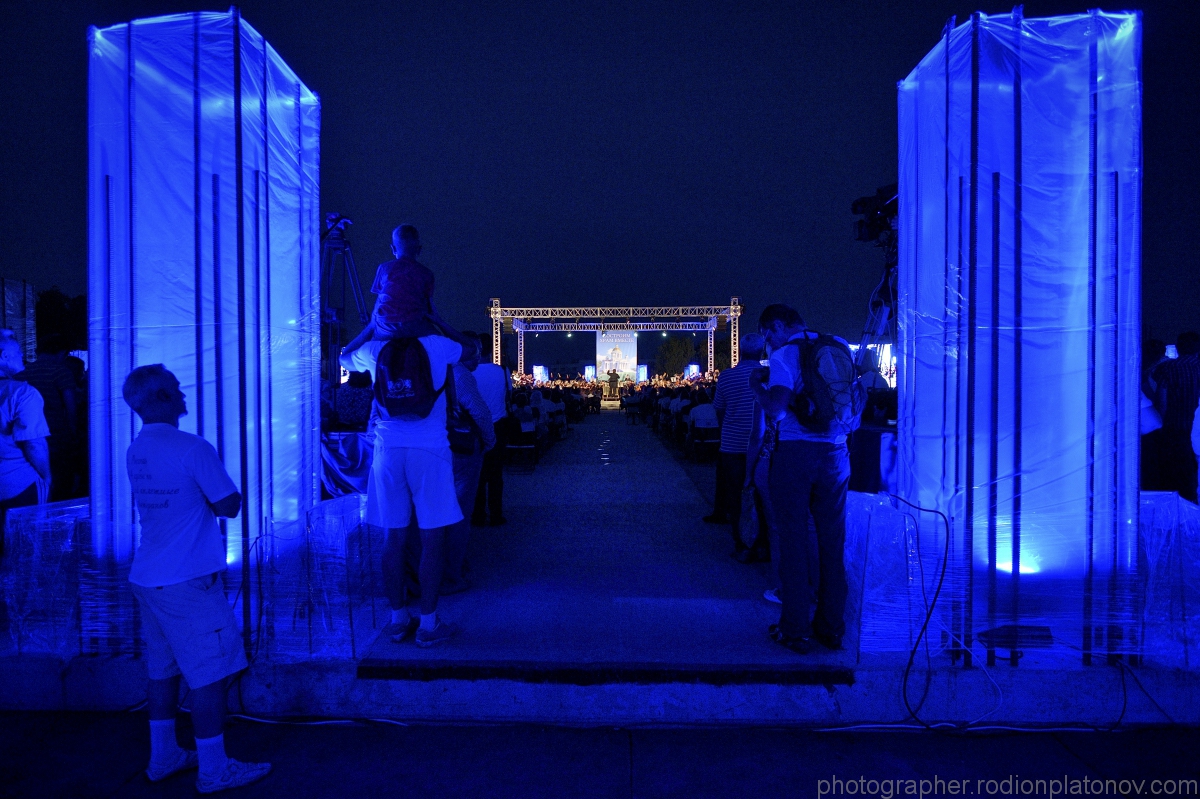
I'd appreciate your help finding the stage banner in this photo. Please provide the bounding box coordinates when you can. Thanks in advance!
[596,332,637,382]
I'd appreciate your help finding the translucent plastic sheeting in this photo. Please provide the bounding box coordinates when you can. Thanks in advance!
[87,11,321,570]
[259,493,384,662]
[0,500,141,658]
[897,11,1141,663]
[0,279,37,362]
[1138,492,1200,669]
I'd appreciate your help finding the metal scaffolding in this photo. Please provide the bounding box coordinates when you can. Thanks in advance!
[489,297,743,377]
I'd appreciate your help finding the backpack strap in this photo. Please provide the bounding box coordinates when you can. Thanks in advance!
[444,362,457,410]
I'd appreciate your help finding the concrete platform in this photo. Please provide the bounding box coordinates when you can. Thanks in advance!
[354,416,857,685]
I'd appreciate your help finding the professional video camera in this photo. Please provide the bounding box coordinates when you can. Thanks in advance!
[850,183,900,364]
[322,213,353,241]
[851,183,898,245]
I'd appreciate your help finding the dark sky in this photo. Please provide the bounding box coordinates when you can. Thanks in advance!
[2,1,1197,348]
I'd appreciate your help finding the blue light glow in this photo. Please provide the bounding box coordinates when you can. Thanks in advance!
[897,11,1141,585]
[88,10,321,561]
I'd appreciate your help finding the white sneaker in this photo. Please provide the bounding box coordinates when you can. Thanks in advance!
[382,616,418,643]
[197,759,272,794]
[146,748,198,782]
[763,588,781,605]
[415,620,461,647]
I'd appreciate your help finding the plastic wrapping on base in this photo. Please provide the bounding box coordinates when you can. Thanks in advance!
[853,493,957,654]
[5,492,1199,665]
[1138,492,1200,668]
[0,501,142,658]
[260,493,383,662]
[0,278,37,363]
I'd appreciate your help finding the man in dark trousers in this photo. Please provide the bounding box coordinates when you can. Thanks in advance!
[751,304,850,655]
[708,334,767,562]
[472,334,510,526]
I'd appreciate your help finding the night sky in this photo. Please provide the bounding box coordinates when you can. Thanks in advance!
[1,1,1197,364]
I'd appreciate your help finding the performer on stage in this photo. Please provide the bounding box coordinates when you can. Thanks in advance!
[606,369,620,398]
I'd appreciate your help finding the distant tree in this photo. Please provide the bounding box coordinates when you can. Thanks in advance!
[654,337,695,376]
[35,287,87,352]
[697,337,732,372]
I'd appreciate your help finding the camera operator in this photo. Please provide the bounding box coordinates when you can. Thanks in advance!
[751,304,850,655]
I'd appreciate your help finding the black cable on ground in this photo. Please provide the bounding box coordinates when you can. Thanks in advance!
[1118,659,1175,725]
[885,493,951,731]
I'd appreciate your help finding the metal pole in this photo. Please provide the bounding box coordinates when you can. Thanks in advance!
[517,330,525,376]
[491,298,502,366]
[707,325,715,374]
[1083,9,1099,667]
[730,298,740,367]
[1011,5,1024,667]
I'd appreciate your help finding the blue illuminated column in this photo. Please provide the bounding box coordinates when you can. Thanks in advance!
[88,11,321,564]
[897,12,1141,661]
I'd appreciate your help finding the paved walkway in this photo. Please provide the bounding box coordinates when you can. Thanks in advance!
[362,413,854,670]
[3,711,1197,798]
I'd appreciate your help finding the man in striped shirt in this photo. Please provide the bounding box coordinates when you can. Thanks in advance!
[1153,331,1200,503]
[709,334,767,560]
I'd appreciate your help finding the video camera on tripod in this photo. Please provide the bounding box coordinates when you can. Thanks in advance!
[320,213,369,422]
[851,183,899,371]
[851,183,898,246]
[322,212,354,241]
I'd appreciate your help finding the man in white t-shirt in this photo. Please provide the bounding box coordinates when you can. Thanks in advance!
[122,365,270,793]
[343,333,467,646]
[471,336,510,526]
[0,331,51,544]
[751,303,850,656]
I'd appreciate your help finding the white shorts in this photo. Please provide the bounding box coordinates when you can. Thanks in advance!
[131,573,248,689]
[367,445,463,530]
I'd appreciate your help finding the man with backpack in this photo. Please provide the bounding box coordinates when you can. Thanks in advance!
[342,329,470,647]
[751,304,861,655]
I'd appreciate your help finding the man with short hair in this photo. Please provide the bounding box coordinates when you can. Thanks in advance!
[751,303,850,654]
[122,365,270,793]
[343,329,468,646]
[0,332,50,552]
[442,335,495,591]
[709,333,767,560]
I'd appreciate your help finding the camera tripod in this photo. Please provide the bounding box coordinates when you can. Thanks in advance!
[320,214,369,423]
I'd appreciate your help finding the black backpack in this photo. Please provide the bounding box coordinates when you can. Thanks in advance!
[374,338,444,421]
[786,334,866,435]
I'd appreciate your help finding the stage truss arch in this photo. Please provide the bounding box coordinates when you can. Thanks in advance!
[488,298,743,377]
